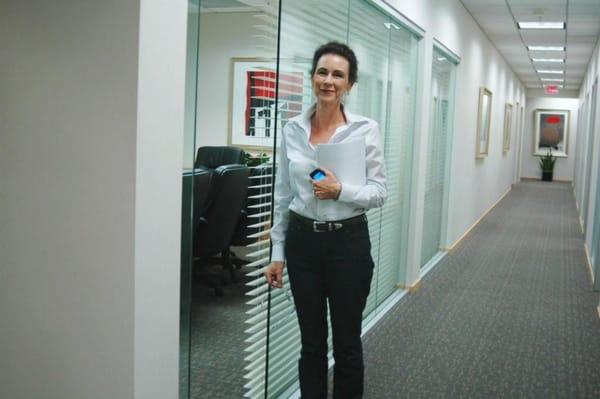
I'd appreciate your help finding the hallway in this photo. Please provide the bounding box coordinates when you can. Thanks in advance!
[361,181,600,398]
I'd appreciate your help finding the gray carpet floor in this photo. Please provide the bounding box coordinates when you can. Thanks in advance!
[189,269,248,399]
[358,181,600,398]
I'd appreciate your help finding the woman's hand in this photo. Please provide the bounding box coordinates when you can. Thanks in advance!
[264,261,284,288]
[311,167,342,200]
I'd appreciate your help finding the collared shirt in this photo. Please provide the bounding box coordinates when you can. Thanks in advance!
[270,103,387,262]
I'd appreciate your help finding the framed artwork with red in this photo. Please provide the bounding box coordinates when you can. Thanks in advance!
[229,58,310,149]
[533,109,570,157]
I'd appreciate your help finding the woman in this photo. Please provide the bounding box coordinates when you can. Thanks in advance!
[264,41,387,399]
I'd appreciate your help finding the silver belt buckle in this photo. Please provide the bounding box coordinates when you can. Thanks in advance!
[313,221,327,232]
[312,221,343,232]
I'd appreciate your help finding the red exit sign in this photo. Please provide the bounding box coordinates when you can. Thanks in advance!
[545,85,559,94]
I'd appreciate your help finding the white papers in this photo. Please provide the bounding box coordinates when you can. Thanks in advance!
[316,137,366,185]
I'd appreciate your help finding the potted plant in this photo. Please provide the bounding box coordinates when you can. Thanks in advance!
[245,152,270,167]
[538,149,556,181]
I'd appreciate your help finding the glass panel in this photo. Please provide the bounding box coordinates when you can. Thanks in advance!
[583,82,597,233]
[367,12,419,310]
[420,47,457,267]
[265,0,420,396]
[574,105,583,196]
[180,1,201,397]
[264,3,350,397]
[346,0,391,317]
[579,96,590,212]
[181,1,280,398]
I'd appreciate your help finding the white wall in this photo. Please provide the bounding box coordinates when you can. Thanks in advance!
[383,0,526,284]
[134,1,187,398]
[0,1,186,398]
[195,12,273,151]
[520,97,579,181]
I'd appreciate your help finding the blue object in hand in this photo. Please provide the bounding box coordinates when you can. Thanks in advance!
[310,168,326,181]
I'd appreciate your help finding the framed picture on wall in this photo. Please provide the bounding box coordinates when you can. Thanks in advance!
[476,87,493,159]
[533,109,570,157]
[503,102,512,153]
[229,58,310,149]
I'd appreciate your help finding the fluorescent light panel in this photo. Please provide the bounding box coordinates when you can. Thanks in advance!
[518,21,565,29]
[537,69,564,74]
[528,46,565,51]
[532,58,564,63]
[541,78,564,82]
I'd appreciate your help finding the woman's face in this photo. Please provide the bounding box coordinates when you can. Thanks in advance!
[312,53,353,106]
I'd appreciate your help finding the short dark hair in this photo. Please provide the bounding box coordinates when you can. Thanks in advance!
[310,41,358,85]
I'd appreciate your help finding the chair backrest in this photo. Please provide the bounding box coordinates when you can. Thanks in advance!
[195,146,245,169]
[192,169,213,228]
[194,164,250,257]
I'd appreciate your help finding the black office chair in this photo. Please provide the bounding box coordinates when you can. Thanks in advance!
[195,146,245,169]
[193,164,250,296]
[193,168,212,219]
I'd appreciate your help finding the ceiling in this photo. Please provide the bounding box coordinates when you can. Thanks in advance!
[460,0,600,91]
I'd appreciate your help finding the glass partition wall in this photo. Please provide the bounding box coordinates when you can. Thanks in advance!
[180,0,279,398]
[257,0,420,397]
[181,0,421,397]
[420,46,457,268]
[180,2,201,397]
[582,82,598,233]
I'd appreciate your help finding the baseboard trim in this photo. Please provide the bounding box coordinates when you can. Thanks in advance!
[447,187,512,254]
[584,243,594,285]
[520,176,572,183]
[397,280,421,294]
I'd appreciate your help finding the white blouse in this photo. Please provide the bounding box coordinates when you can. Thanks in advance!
[270,103,387,262]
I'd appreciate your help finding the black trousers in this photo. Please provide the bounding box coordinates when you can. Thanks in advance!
[285,212,374,399]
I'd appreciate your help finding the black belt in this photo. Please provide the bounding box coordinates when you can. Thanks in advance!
[289,211,366,232]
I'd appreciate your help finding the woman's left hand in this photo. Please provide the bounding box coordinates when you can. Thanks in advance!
[311,167,342,200]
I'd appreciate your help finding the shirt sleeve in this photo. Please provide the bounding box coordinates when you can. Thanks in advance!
[337,121,387,209]
[270,126,294,262]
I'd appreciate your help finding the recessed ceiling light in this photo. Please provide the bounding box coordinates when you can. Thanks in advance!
[537,69,564,74]
[518,22,565,29]
[528,46,565,51]
[437,57,447,61]
[544,84,564,88]
[541,78,564,82]
[532,58,564,63]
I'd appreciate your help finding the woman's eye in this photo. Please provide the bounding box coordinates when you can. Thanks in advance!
[317,70,328,75]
